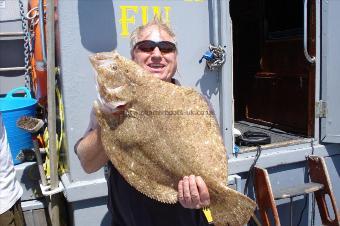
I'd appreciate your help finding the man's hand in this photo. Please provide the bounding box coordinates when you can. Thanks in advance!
[177,175,210,209]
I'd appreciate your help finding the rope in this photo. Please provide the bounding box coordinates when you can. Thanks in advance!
[244,145,262,194]
[297,194,308,226]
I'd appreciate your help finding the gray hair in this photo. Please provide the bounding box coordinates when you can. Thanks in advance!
[130,17,176,51]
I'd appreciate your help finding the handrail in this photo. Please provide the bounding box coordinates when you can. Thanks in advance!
[39,0,47,64]
[0,67,25,72]
[304,0,316,63]
[0,32,24,37]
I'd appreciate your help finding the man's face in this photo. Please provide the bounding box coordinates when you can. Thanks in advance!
[132,25,177,82]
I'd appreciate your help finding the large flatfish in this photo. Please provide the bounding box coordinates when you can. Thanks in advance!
[90,51,256,226]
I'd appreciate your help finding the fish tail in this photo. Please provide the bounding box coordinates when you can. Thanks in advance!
[209,185,256,226]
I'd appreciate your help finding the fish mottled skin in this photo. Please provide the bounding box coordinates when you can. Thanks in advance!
[90,51,256,226]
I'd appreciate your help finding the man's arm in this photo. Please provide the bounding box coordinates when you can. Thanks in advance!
[76,127,109,173]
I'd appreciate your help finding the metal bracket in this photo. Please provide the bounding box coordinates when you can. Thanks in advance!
[315,100,327,118]
[39,181,64,196]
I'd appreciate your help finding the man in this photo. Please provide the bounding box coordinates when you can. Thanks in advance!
[76,18,211,226]
[0,113,25,226]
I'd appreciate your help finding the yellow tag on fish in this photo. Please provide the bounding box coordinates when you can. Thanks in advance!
[203,208,213,224]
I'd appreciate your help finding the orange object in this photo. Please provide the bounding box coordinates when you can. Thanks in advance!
[28,0,47,105]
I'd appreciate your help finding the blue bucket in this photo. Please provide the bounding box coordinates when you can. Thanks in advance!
[0,87,37,165]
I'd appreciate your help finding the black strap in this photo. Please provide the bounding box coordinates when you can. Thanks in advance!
[244,145,262,194]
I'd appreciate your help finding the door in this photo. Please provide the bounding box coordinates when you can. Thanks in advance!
[320,0,340,143]
[231,0,316,137]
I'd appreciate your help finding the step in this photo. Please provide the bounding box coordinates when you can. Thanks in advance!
[273,182,324,200]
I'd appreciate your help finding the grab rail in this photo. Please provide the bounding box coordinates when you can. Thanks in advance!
[304,0,316,63]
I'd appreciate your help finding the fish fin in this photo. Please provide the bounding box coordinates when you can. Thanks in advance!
[210,185,256,226]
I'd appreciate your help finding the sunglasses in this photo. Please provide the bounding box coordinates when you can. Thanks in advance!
[134,40,177,53]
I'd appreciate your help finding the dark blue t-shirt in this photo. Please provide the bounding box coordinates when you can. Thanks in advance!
[107,162,211,226]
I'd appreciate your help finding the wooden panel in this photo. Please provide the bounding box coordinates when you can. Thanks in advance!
[308,156,340,226]
[259,38,308,74]
[247,74,309,134]
[246,38,314,136]
[232,0,315,136]
[254,167,281,226]
[23,208,51,226]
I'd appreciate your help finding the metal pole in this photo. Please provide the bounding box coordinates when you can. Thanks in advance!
[211,0,219,46]
[219,0,234,152]
[0,32,24,37]
[46,0,59,225]
[303,0,315,63]
[39,0,47,64]
[0,67,25,72]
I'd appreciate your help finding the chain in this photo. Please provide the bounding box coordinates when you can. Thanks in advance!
[207,44,225,71]
[18,0,33,91]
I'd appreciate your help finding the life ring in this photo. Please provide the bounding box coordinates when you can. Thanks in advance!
[28,0,47,105]
[27,0,55,106]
